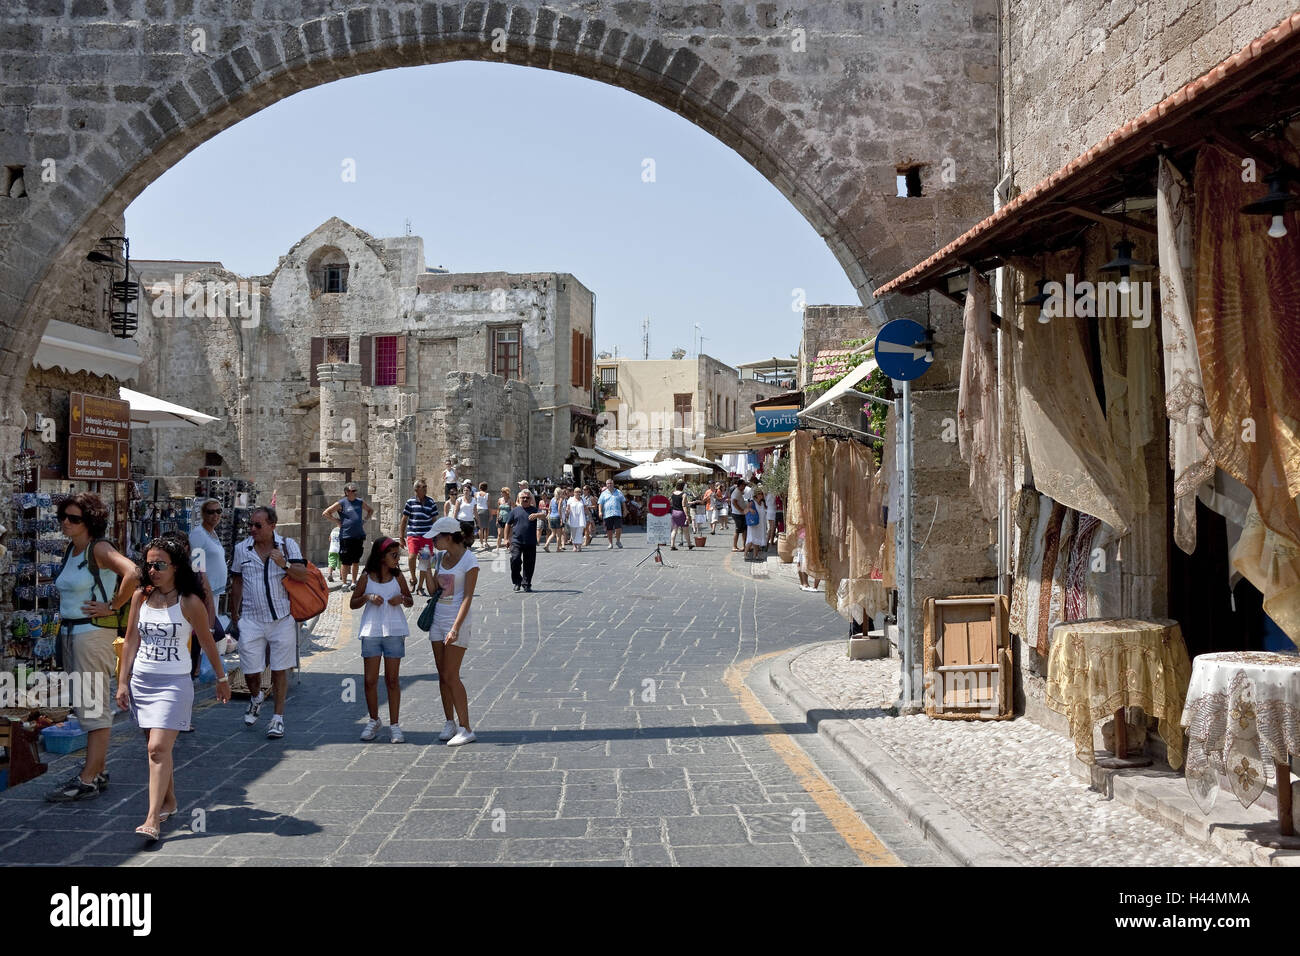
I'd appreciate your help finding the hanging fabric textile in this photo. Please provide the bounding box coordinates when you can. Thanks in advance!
[1194,143,1300,547]
[1008,488,1040,637]
[779,430,812,565]
[1034,501,1069,656]
[958,269,999,520]
[1045,509,1079,649]
[1097,284,1159,516]
[1021,494,1055,649]
[1011,251,1135,535]
[1064,513,1102,622]
[1231,500,1300,643]
[1158,154,1216,554]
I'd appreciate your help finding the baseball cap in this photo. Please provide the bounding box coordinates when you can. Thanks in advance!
[430,516,463,537]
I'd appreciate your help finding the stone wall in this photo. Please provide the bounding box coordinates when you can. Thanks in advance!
[442,372,532,491]
[799,305,878,389]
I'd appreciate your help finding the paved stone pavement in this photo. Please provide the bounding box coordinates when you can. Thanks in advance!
[0,531,941,866]
[789,643,1238,867]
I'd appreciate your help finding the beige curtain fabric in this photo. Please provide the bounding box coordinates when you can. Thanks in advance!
[833,439,887,623]
[1022,494,1055,649]
[1158,154,1216,554]
[1194,144,1300,547]
[1099,312,1159,516]
[1012,252,1135,534]
[1008,488,1040,637]
[959,270,999,520]
[779,430,812,565]
[1035,502,1069,656]
[1231,500,1300,643]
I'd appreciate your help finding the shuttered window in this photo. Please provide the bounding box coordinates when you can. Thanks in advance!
[571,330,583,388]
[584,335,593,389]
[492,327,522,381]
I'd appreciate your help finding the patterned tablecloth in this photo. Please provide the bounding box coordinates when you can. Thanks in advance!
[1045,618,1192,769]
[1181,651,1300,813]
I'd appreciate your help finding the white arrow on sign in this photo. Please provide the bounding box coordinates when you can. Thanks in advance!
[877,340,927,360]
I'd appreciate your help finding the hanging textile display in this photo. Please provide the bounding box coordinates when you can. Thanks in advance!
[1036,506,1075,656]
[1231,500,1300,643]
[1065,513,1102,622]
[1158,154,1216,554]
[1008,488,1040,637]
[778,430,812,564]
[1194,144,1300,547]
[958,269,999,520]
[1098,294,1158,516]
[1011,251,1135,535]
[1021,494,1055,650]
[829,439,887,623]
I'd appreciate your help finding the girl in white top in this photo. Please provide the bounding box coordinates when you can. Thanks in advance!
[426,516,479,746]
[474,481,492,550]
[349,538,413,742]
[117,537,229,842]
[564,492,588,552]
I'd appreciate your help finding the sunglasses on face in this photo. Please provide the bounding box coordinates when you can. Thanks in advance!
[145,561,171,572]
[249,522,266,529]
[204,509,222,516]
[62,513,85,524]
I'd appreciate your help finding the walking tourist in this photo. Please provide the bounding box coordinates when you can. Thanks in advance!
[190,499,229,676]
[46,493,140,803]
[543,487,565,552]
[745,491,766,559]
[398,478,438,588]
[228,506,308,740]
[496,486,513,549]
[115,536,229,841]
[729,479,748,552]
[323,483,372,588]
[415,540,434,595]
[669,480,693,551]
[475,481,494,551]
[765,488,779,547]
[565,485,588,552]
[703,484,717,534]
[351,537,413,743]
[506,489,547,592]
[426,516,479,746]
[454,482,477,541]
[583,486,598,546]
[599,479,626,550]
[442,458,458,504]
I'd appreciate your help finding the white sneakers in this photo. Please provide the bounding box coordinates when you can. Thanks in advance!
[447,727,477,746]
[360,717,381,741]
[243,692,264,727]
[438,720,457,741]
[389,724,405,744]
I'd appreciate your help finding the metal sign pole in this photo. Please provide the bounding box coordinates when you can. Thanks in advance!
[899,379,915,711]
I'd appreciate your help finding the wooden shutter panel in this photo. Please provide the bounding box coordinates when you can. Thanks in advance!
[584,335,593,389]
[359,335,373,386]
[395,334,408,386]
[309,336,324,387]
[571,330,581,387]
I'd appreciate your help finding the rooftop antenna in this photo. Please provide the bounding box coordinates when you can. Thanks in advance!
[642,316,650,360]
[404,218,412,236]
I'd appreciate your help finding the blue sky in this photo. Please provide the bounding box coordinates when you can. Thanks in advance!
[126,61,859,367]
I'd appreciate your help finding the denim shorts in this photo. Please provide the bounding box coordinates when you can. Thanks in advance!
[360,633,406,659]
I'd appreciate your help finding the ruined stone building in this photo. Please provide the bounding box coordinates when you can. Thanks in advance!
[132,217,596,553]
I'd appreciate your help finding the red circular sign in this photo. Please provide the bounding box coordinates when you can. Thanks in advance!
[646,495,672,517]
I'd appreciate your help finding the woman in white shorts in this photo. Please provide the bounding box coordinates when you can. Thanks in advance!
[116,536,230,841]
[564,489,588,552]
[425,517,479,746]
[351,537,413,742]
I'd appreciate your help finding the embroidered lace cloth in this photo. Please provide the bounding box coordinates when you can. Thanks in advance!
[1045,618,1191,769]
[1181,651,1300,813]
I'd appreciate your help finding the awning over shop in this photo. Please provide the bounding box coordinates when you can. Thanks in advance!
[702,429,793,455]
[570,445,622,469]
[799,357,880,418]
[32,319,143,383]
[120,388,221,428]
[593,445,639,467]
[874,12,1300,299]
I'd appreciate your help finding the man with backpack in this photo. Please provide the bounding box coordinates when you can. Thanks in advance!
[227,506,309,740]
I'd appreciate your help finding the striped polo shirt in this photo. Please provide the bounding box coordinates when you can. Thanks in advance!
[229,535,305,623]
[402,495,438,537]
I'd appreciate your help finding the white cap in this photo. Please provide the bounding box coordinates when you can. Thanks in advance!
[430,516,463,537]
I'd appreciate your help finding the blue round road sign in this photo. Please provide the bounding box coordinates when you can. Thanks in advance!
[874,319,933,382]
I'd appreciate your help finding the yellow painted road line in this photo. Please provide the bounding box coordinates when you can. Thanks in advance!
[724,650,900,867]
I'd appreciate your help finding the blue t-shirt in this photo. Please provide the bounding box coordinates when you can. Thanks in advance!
[402,495,437,537]
[509,506,540,547]
[598,489,625,518]
[338,497,366,539]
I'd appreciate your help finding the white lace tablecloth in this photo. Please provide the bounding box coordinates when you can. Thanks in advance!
[1180,651,1300,813]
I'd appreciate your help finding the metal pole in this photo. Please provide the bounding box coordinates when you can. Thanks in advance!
[899,378,916,711]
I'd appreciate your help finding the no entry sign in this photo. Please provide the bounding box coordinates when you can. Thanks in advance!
[646,494,672,545]
[646,495,672,517]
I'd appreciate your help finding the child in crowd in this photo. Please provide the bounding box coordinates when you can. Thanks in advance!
[415,541,434,596]
[327,525,341,583]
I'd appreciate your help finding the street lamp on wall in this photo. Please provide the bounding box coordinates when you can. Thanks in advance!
[87,236,139,339]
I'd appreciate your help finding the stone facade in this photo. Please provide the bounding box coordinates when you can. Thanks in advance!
[131,217,591,542]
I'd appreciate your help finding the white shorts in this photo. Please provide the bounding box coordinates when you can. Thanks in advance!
[238,615,298,674]
[429,618,470,649]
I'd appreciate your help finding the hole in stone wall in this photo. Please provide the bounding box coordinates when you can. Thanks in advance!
[3,164,27,198]
[896,165,923,198]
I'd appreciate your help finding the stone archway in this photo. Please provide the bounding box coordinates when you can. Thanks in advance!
[0,1,998,411]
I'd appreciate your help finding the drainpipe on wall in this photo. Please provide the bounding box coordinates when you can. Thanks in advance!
[993,171,1014,598]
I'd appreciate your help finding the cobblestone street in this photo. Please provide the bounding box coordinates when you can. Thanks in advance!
[0,534,942,867]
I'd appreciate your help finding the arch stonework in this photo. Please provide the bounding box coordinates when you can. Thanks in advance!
[0,1,998,405]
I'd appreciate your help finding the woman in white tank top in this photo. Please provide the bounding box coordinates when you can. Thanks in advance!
[350,537,413,743]
[117,537,229,842]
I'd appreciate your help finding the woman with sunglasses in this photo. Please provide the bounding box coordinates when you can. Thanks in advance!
[46,493,140,803]
[350,537,413,742]
[189,499,228,677]
[116,537,230,841]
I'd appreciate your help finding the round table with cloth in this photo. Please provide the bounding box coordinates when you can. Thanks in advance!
[1181,651,1300,835]
[1044,618,1192,770]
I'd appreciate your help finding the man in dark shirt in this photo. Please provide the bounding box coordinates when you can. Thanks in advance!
[506,490,548,593]
[322,483,373,587]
